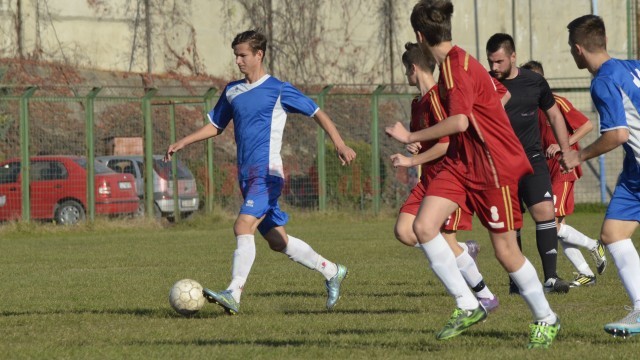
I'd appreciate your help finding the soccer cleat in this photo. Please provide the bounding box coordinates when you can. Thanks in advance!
[590,241,607,275]
[436,306,487,340]
[543,277,571,294]
[202,289,239,315]
[604,307,640,338]
[478,296,499,313]
[527,317,561,349]
[465,240,480,262]
[569,273,596,287]
[325,264,348,310]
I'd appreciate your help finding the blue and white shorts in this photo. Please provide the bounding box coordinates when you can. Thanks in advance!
[605,179,640,222]
[239,175,289,235]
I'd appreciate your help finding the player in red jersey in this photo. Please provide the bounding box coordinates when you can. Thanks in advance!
[386,0,560,349]
[391,42,499,312]
[522,60,607,287]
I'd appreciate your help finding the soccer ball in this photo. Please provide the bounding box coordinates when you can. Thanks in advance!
[169,279,206,316]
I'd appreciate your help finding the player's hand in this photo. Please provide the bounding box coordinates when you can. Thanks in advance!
[406,142,422,155]
[546,144,561,158]
[164,142,184,162]
[390,153,412,168]
[336,145,356,166]
[385,122,411,144]
[560,149,580,172]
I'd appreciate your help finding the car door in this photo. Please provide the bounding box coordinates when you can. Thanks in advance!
[29,160,69,219]
[0,161,22,220]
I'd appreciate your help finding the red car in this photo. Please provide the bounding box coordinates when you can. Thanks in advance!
[0,156,139,225]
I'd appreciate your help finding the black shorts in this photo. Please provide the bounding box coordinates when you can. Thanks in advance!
[518,154,554,210]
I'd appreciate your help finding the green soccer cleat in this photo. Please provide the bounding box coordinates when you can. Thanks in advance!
[436,306,487,340]
[527,317,561,349]
[604,307,640,338]
[202,289,239,315]
[590,241,607,275]
[325,264,348,310]
[570,273,596,287]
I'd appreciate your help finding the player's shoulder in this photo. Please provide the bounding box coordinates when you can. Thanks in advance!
[553,93,575,113]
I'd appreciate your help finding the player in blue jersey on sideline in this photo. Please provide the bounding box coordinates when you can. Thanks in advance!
[165,29,356,315]
[563,15,640,337]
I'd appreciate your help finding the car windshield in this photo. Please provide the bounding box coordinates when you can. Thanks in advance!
[153,159,193,180]
[73,158,117,174]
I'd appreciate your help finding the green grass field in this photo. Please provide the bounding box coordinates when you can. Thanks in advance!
[0,209,638,359]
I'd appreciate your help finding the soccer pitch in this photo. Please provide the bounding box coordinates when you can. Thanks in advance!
[0,210,638,359]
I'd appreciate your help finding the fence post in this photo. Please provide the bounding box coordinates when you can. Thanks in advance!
[317,85,333,211]
[169,102,180,222]
[203,88,217,213]
[85,87,102,222]
[19,86,37,223]
[371,85,385,214]
[142,88,158,218]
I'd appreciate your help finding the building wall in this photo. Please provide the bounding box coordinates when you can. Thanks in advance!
[0,0,634,84]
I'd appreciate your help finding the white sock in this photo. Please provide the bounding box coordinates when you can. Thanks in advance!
[509,258,557,323]
[419,234,478,310]
[558,223,598,250]
[283,235,338,280]
[607,239,640,310]
[456,250,494,299]
[559,239,594,276]
[227,234,256,303]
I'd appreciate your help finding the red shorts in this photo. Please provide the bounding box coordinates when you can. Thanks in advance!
[552,181,575,217]
[400,181,473,231]
[425,170,522,233]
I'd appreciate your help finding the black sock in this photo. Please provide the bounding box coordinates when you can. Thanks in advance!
[536,219,559,281]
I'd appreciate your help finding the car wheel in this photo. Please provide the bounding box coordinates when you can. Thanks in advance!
[135,200,145,217]
[55,200,85,225]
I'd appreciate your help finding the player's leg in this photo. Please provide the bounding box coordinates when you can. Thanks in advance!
[442,211,499,312]
[522,158,569,293]
[420,174,486,340]
[474,184,559,348]
[202,178,268,315]
[601,183,640,336]
[554,181,606,275]
[394,182,425,247]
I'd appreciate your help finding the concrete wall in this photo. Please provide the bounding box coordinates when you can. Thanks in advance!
[0,0,635,84]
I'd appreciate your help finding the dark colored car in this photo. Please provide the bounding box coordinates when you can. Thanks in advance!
[0,156,139,225]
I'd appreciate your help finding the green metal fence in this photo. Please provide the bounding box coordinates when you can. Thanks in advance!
[0,81,622,224]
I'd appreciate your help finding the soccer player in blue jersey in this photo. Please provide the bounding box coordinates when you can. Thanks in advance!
[165,29,356,315]
[563,15,640,337]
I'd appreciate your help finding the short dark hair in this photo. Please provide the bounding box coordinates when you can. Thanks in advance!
[521,60,544,76]
[567,15,606,52]
[231,29,267,56]
[486,33,516,55]
[410,0,454,46]
[402,42,437,73]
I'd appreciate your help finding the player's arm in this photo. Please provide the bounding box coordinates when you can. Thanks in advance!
[561,128,628,170]
[165,123,220,161]
[568,119,593,146]
[543,104,571,151]
[391,142,448,168]
[386,114,468,144]
[313,109,356,165]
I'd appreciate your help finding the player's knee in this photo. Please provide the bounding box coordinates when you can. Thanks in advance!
[394,226,418,247]
[412,221,438,242]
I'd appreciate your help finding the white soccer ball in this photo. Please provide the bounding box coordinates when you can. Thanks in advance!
[169,279,206,316]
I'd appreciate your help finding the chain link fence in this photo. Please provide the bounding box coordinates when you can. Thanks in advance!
[0,80,620,224]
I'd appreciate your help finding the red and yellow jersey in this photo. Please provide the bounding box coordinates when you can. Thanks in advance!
[410,85,450,183]
[437,46,532,189]
[538,94,589,182]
